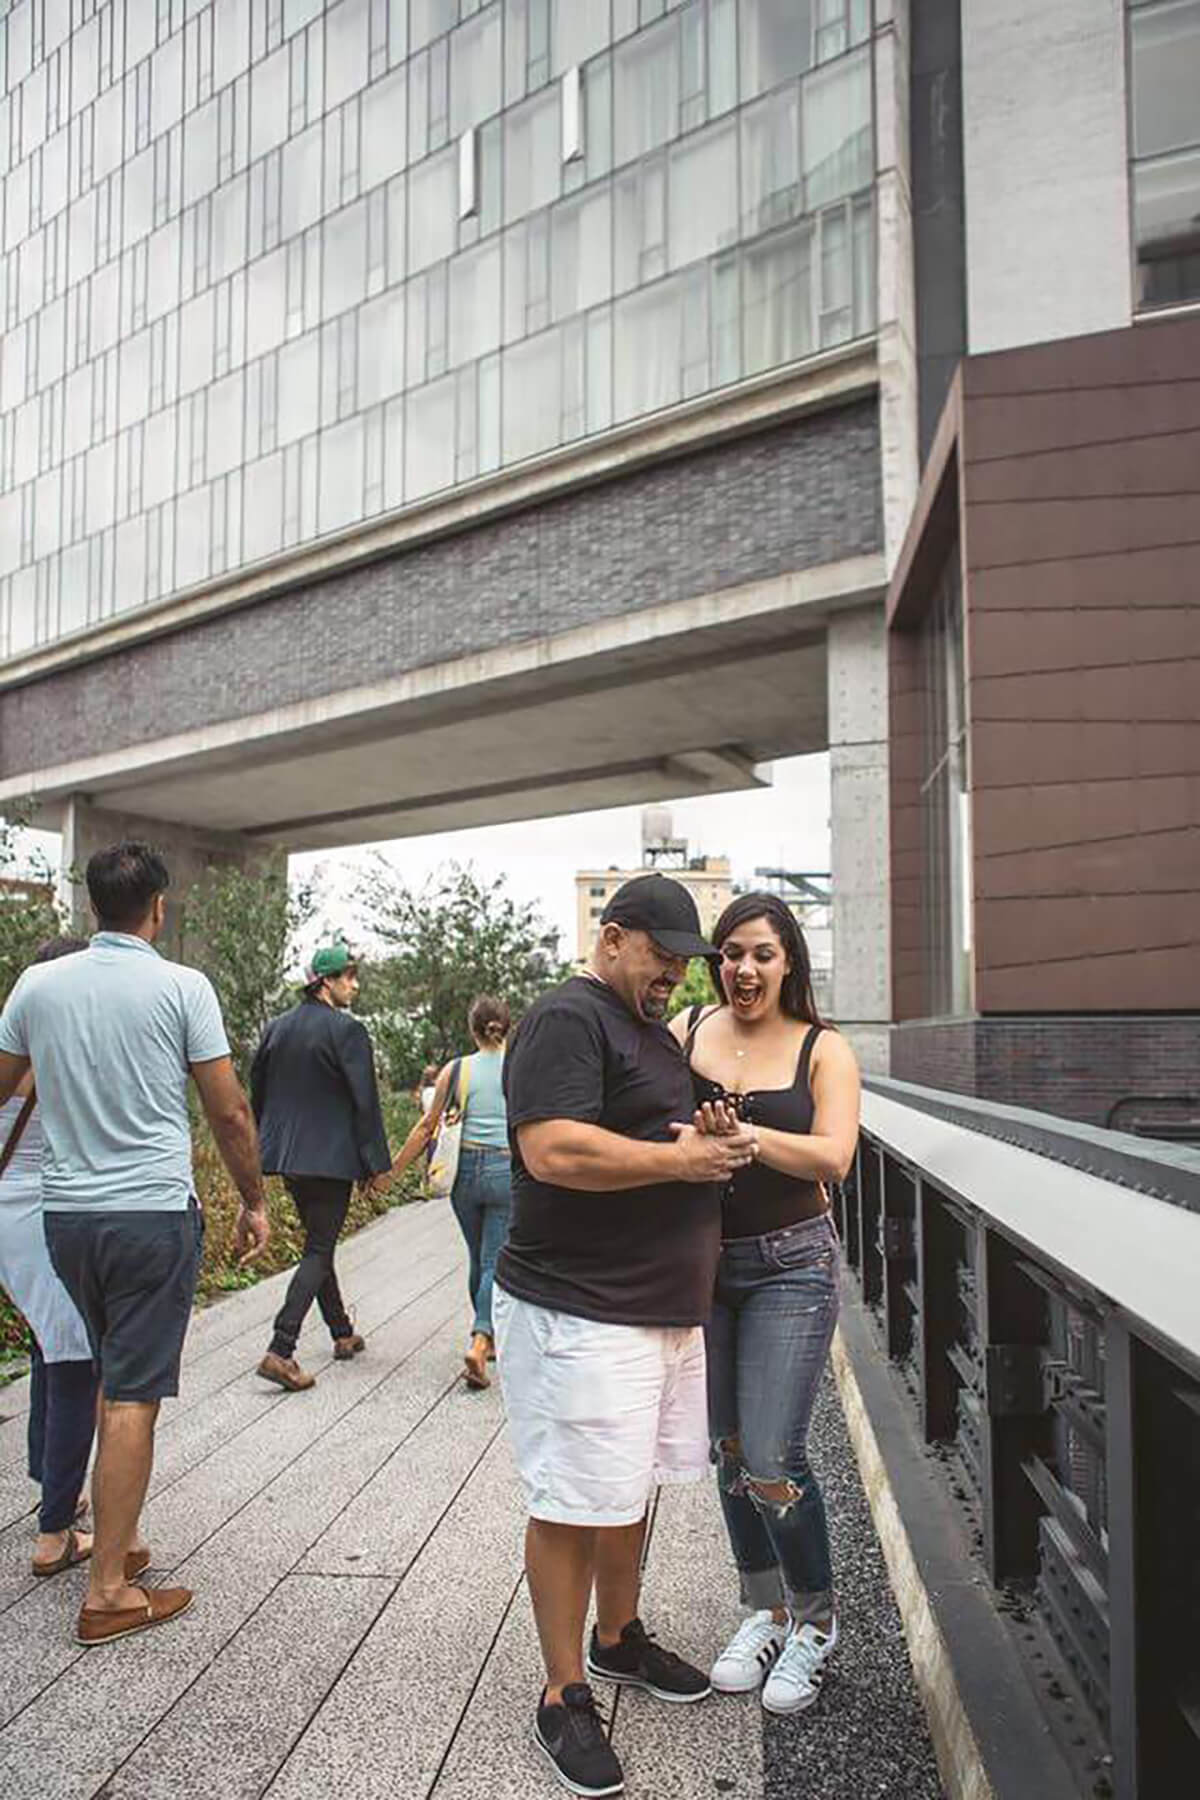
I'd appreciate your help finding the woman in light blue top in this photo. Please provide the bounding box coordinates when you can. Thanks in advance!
[0,936,99,1577]
[427,995,513,1391]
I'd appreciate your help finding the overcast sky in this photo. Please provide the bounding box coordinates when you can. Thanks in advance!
[295,752,831,954]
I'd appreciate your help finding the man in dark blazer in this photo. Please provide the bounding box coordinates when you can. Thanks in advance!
[251,941,392,1391]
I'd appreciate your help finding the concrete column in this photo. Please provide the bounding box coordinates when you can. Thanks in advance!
[61,797,268,958]
[828,605,891,1075]
[874,0,921,572]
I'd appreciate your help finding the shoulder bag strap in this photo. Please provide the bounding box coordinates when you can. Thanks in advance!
[0,1090,37,1181]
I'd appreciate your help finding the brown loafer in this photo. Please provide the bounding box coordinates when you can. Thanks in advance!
[463,1336,491,1390]
[333,1333,365,1360]
[257,1352,316,1391]
[76,1585,193,1646]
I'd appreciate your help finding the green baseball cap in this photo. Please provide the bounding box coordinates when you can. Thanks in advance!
[304,941,356,983]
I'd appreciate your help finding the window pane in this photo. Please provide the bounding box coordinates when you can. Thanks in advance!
[552,0,611,75]
[669,118,737,269]
[744,221,813,373]
[803,45,872,210]
[503,323,573,462]
[741,86,802,235]
[550,186,613,321]
[324,202,368,317]
[451,7,503,134]
[1133,148,1200,308]
[319,415,364,534]
[614,273,689,421]
[406,374,455,498]
[1132,1,1200,159]
[739,0,814,101]
[504,89,560,222]
[450,238,502,365]
[409,147,457,272]
[614,18,680,164]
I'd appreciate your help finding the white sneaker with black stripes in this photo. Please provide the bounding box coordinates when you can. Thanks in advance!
[710,1610,790,1694]
[761,1617,838,1715]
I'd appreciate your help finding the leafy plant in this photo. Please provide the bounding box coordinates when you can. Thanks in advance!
[667,956,719,1019]
[0,802,65,1008]
[179,855,318,1083]
[354,859,571,1088]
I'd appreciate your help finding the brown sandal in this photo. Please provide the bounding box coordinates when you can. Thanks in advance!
[32,1527,91,1578]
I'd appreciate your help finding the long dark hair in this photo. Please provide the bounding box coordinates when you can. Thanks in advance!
[709,892,825,1026]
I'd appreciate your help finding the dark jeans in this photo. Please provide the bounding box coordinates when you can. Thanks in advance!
[450,1146,512,1337]
[706,1211,840,1624]
[27,1341,99,1534]
[269,1177,355,1359]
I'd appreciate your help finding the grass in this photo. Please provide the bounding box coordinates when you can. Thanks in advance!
[0,1089,426,1384]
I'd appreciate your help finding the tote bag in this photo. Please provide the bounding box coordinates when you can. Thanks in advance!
[427,1057,469,1199]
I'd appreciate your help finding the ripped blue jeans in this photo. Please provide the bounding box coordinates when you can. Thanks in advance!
[706,1212,839,1624]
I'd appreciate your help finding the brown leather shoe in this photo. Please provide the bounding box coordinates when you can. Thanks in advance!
[333,1333,365,1360]
[76,1586,193,1646]
[257,1352,316,1391]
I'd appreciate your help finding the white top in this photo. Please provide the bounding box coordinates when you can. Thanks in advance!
[0,1098,92,1362]
[0,932,229,1212]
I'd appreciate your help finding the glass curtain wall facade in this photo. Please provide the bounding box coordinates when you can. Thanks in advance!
[1129,0,1200,309]
[0,0,876,660]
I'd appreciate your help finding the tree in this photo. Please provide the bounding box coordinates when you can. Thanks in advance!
[180,855,317,1081]
[355,860,571,1088]
[0,804,64,1007]
[667,957,718,1019]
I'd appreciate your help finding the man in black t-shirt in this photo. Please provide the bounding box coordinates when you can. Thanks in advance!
[494,875,757,1799]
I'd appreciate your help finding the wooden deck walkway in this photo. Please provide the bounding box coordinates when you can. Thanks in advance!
[0,1198,943,1800]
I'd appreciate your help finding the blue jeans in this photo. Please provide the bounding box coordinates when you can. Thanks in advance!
[451,1147,512,1337]
[27,1341,99,1533]
[706,1211,840,1623]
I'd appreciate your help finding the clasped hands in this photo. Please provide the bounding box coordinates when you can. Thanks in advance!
[669,1098,760,1182]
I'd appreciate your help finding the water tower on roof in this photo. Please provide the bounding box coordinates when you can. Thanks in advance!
[641,807,688,870]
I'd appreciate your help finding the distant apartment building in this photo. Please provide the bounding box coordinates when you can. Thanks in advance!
[575,807,732,959]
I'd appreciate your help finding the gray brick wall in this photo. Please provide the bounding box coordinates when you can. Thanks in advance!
[4,401,881,777]
[892,1015,1200,1129]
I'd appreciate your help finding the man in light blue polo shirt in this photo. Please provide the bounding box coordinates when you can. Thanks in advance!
[0,841,270,1647]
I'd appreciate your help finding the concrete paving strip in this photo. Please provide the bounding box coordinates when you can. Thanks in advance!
[613,1476,763,1800]
[266,1431,528,1800]
[97,1574,394,1800]
[0,1284,465,1733]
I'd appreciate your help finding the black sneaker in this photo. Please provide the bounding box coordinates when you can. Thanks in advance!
[586,1617,712,1704]
[534,1684,624,1798]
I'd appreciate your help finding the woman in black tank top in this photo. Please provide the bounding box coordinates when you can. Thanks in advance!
[669,892,860,1715]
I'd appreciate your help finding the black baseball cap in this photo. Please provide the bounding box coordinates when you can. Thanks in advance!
[600,874,716,959]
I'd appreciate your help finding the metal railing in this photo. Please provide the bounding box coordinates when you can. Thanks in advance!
[835,1077,1200,1800]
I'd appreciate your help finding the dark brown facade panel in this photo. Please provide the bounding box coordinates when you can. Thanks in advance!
[970,660,1199,723]
[971,718,1140,789]
[961,315,1200,400]
[975,891,1197,970]
[977,945,1200,1014]
[964,493,1200,573]
[969,606,1144,678]
[964,381,1200,464]
[963,428,1200,506]
[974,826,1200,900]
[972,774,1199,858]
[968,543,1200,612]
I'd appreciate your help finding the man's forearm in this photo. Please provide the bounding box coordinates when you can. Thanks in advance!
[210,1103,266,1210]
[521,1122,682,1192]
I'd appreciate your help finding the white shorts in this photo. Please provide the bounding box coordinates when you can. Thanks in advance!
[493,1285,708,1528]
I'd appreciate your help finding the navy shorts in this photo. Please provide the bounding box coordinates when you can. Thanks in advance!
[44,1201,204,1402]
